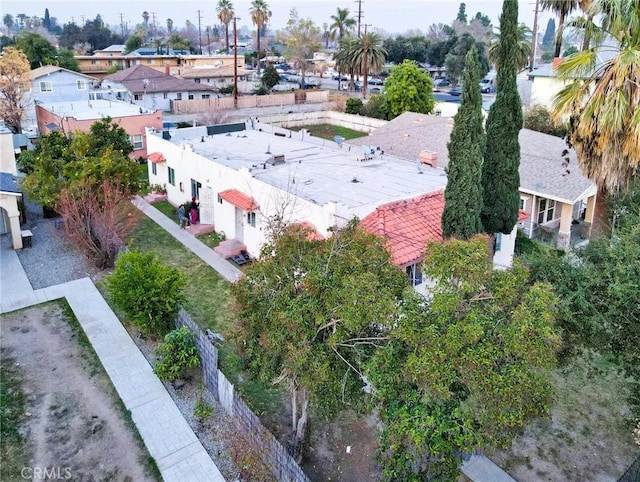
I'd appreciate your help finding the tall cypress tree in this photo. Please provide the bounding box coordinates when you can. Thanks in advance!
[481,0,523,234]
[442,46,485,239]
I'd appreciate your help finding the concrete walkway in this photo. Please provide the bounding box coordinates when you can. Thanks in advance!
[134,197,243,283]
[0,247,225,482]
[461,454,517,482]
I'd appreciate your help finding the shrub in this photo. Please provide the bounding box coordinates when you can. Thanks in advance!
[524,104,568,137]
[153,326,200,381]
[105,250,187,335]
[360,94,389,119]
[219,85,234,95]
[345,98,363,115]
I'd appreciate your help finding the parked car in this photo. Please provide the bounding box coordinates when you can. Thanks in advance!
[333,73,349,81]
[479,80,493,93]
[369,86,383,95]
[368,77,384,85]
[449,86,463,96]
[435,78,451,87]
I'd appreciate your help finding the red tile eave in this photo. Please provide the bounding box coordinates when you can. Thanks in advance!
[219,189,259,211]
[518,209,530,222]
[147,152,166,163]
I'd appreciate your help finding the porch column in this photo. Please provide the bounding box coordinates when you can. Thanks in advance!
[557,202,573,251]
[584,194,596,227]
[9,214,22,249]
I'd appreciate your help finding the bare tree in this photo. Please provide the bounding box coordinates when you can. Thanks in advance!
[0,47,31,133]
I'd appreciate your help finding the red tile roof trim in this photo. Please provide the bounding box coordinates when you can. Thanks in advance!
[518,210,530,222]
[360,191,445,267]
[219,189,259,211]
[147,152,166,163]
[291,221,324,241]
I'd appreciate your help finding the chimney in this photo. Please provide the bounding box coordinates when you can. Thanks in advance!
[419,150,438,168]
[165,65,170,75]
[552,57,564,70]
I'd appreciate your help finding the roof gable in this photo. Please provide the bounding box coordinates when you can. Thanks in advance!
[360,191,445,266]
[219,189,259,211]
[103,65,217,93]
[30,65,98,81]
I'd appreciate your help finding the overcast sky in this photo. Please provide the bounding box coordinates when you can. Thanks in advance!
[1,0,550,36]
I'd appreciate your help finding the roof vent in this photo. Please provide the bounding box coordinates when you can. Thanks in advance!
[268,154,285,165]
[419,150,438,168]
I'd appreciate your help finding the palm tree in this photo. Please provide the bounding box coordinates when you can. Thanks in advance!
[3,14,13,36]
[348,32,387,97]
[142,11,150,26]
[552,0,640,196]
[488,23,532,72]
[166,18,173,33]
[217,0,234,54]
[250,0,269,75]
[541,0,578,58]
[329,8,356,44]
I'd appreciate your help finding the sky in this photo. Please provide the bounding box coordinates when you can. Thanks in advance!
[1,0,550,36]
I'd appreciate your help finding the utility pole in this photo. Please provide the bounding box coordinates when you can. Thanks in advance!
[529,0,540,72]
[206,26,211,55]
[197,10,203,55]
[234,17,239,109]
[119,13,125,37]
[151,12,157,43]
[356,0,364,37]
[363,24,370,99]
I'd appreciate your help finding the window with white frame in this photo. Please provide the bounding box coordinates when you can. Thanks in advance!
[247,212,256,227]
[176,93,182,100]
[168,167,175,186]
[134,93,144,101]
[40,81,53,92]
[217,195,223,204]
[537,198,556,224]
[519,198,526,210]
[406,264,423,286]
[188,94,194,100]
[131,134,143,150]
[202,94,210,99]
[163,93,168,99]
[76,80,87,90]
[151,162,157,175]
[495,232,503,251]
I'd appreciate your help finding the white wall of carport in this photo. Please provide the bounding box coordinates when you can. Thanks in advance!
[146,131,349,256]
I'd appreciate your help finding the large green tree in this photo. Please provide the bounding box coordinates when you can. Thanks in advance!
[15,32,56,69]
[279,9,321,86]
[368,237,561,481]
[481,0,523,235]
[231,220,408,458]
[382,60,436,118]
[442,46,485,239]
[445,32,489,83]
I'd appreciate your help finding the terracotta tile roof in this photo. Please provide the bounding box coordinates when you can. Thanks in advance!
[218,189,259,211]
[360,191,445,267]
[290,221,324,241]
[147,152,166,163]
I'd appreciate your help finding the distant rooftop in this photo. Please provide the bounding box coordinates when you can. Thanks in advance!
[38,99,156,120]
[156,125,448,210]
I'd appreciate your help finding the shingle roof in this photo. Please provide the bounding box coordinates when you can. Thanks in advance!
[0,172,20,195]
[348,112,594,204]
[30,65,98,81]
[179,66,252,79]
[218,189,259,211]
[360,190,445,267]
[103,65,217,93]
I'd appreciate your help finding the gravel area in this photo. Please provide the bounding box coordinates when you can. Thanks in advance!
[7,196,242,481]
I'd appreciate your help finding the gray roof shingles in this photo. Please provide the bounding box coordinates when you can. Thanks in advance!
[0,172,19,194]
[103,65,216,93]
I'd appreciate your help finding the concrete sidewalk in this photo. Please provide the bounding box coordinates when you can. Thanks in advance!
[134,196,243,283]
[0,247,225,482]
[461,454,517,482]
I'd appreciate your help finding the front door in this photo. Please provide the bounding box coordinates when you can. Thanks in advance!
[190,179,202,199]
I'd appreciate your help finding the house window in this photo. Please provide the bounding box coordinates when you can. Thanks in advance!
[39,81,53,92]
[151,162,157,175]
[134,93,144,101]
[202,94,210,99]
[91,60,99,65]
[131,134,143,150]
[406,264,423,286]
[195,78,201,83]
[168,167,175,186]
[176,93,182,100]
[495,232,503,252]
[76,80,86,90]
[147,59,155,64]
[108,60,114,66]
[537,198,556,224]
[163,93,168,99]
[247,212,256,227]
[218,195,223,204]
[188,94,195,100]
[519,198,526,210]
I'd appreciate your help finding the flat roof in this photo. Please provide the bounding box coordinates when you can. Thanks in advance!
[38,99,155,120]
[160,126,448,209]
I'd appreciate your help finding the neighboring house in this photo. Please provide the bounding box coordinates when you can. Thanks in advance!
[347,112,597,251]
[75,46,189,79]
[98,65,218,112]
[26,66,99,129]
[75,45,127,78]
[145,121,448,283]
[527,59,574,109]
[0,127,23,248]
[178,64,253,89]
[35,99,162,158]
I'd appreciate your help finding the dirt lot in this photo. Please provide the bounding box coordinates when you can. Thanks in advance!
[490,351,639,481]
[1,302,158,481]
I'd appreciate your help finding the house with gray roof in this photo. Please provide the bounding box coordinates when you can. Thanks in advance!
[98,64,218,112]
[347,111,597,250]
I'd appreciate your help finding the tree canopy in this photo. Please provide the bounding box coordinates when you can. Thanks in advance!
[16,32,56,69]
[382,60,436,118]
[279,9,321,83]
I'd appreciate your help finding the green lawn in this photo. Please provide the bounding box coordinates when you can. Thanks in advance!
[290,124,367,141]
[127,209,285,421]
